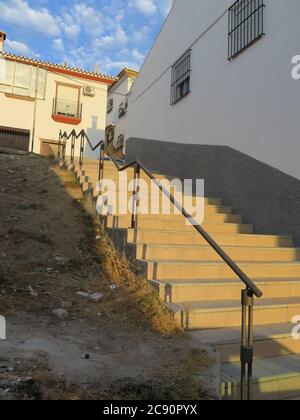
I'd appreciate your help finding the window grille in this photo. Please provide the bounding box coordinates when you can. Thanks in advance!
[107,98,113,114]
[114,134,124,150]
[171,50,191,105]
[228,0,265,60]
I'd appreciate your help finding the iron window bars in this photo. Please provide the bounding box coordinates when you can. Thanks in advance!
[228,0,265,60]
[107,98,113,114]
[114,134,125,150]
[52,98,82,119]
[118,99,128,118]
[171,49,191,105]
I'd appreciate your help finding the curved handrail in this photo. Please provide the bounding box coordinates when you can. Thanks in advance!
[59,129,263,299]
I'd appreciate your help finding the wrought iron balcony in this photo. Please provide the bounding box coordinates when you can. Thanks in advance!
[52,98,82,125]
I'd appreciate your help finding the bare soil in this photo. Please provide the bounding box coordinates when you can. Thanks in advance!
[0,152,216,400]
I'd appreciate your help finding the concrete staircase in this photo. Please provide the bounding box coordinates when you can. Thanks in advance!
[66,157,300,400]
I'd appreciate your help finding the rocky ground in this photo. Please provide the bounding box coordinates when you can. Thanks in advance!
[0,151,219,400]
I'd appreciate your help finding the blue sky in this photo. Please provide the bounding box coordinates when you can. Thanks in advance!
[0,0,171,76]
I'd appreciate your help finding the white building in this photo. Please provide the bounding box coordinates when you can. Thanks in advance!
[125,0,300,181]
[0,30,116,157]
[105,68,138,156]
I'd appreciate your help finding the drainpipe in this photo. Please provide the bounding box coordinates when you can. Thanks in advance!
[31,65,40,153]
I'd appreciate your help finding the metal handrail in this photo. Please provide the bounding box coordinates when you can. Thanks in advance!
[109,153,263,299]
[59,129,102,152]
[59,129,263,400]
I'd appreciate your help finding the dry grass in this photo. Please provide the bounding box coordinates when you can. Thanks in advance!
[93,220,181,335]
[54,167,181,335]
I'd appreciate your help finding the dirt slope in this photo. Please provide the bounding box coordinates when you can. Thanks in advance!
[0,152,218,400]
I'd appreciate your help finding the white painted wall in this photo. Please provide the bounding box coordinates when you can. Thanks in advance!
[0,58,109,158]
[107,74,136,147]
[126,0,300,180]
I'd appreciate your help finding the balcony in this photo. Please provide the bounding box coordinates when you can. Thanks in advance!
[52,98,82,125]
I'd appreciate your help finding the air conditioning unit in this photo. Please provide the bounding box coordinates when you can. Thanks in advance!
[83,86,95,97]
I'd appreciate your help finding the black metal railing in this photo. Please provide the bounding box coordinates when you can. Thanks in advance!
[228,0,265,60]
[52,98,82,119]
[58,129,104,181]
[58,129,263,400]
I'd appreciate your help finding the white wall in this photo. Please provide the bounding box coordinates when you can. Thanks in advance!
[107,75,136,144]
[126,0,300,180]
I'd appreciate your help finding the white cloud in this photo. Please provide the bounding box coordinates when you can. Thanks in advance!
[132,0,157,16]
[64,24,81,39]
[70,4,104,37]
[0,0,60,37]
[159,0,172,17]
[52,38,65,53]
[5,39,31,55]
[131,48,145,65]
[96,24,128,50]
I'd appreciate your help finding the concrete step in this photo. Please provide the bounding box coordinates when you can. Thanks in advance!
[81,183,225,209]
[127,228,294,248]
[104,212,242,224]
[146,261,300,281]
[75,159,121,169]
[221,354,300,400]
[105,216,253,233]
[138,244,300,262]
[167,297,300,330]
[190,323,300,363]
[98,189,224,204]
[151,278,300,303]
[79,167,166,183]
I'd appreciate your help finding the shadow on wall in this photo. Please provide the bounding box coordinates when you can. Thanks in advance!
[125,138,300,246]
[85,116,104,158]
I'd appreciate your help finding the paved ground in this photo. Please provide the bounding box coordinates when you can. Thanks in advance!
[0,152,218,400]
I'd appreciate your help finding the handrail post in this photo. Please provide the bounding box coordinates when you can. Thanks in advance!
[131,163,140,229]
[58,131,61,159]
[79,132,85,168]
[98,143,105,193]
[240,289,254,401]
[71,132,75,165]
[62,134,66,161]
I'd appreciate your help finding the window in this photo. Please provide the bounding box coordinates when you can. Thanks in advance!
[118,98,128,118]
[106,125,115,144]
[171,50,191,105]
[228,0,265,60]
[0,58,47,99]
[53,83,82,120]
[114,134,124,150]
[107,98,113,114]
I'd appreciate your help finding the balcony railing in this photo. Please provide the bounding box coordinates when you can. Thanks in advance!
[52,98,82,120]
